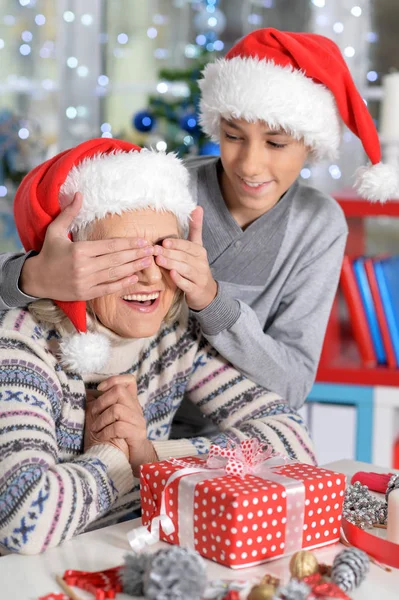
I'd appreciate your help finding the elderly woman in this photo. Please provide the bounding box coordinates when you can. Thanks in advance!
[0,139,315,556]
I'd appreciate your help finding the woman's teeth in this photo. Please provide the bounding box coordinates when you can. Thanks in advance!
[122,292,159,301]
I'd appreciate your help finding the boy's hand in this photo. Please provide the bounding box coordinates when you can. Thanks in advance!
[154,206,218,311]
[19,192,155,301]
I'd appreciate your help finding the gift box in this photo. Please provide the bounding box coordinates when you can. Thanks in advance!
[137,440,346,569]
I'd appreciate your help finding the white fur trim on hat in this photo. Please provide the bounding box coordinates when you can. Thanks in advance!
[59,149,196,232]
[199,57,341,160]
[59,331,111,373]
[354,162,399,202]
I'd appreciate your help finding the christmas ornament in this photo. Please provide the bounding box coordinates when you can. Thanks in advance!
[143,546,207,600]
[222,592,240,600]
[343,480,387,529]
[199,141,220,156]
[331,547,370,593]
[302,573,351,599]
[351,471,395,494]
[247,583,276,600]
[289,551,319,579]
[180,112,200,134]
[121,552,152,596]
[194,6,226,36]
[318,563,332,577]
[385,473,399,502]
[260,574,280,588]
[144,133,167,151]
[273,578,311,600]
[133,110,156,133]
[203,579,251,599]
[62,567,122,597]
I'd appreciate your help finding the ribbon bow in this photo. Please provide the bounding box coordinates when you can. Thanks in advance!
[206,439,278,477]
[127,513,175,552]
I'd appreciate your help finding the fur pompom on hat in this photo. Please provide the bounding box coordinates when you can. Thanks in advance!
[14,138,196,373]
[199,28,398,202]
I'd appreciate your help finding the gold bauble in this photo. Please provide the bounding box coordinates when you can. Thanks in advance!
[289,550,319,579]
[247,583,276,600]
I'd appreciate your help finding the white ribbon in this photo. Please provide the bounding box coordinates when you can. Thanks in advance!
[127,465,222,552]
[127,513,175,552]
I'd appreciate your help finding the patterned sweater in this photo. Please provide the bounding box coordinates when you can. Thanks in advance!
[0,307,316,555]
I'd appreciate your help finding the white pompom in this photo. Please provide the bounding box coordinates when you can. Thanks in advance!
[59,332,111,373]
[354,162,399,202]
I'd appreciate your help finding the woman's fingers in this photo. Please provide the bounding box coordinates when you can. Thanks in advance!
[95,421,137,442]
[90,384,136,417]
[91,403,136,433]
[98,374,137,393]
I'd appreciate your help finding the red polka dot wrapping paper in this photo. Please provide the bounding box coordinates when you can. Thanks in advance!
[140,457,345,569]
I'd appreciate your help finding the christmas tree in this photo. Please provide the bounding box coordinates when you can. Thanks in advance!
[132,1,226,157]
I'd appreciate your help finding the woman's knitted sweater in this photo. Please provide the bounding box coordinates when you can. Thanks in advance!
[0,307,316,555]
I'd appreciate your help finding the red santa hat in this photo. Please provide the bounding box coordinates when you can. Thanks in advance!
[199,28,398,202]
[14,138,195,373]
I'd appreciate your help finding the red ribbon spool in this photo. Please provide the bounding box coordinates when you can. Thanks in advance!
[342,518,399,569]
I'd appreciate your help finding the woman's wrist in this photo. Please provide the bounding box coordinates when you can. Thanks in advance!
[131,440,158,477]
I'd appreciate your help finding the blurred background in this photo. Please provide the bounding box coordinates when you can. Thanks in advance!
[1,0,399,253]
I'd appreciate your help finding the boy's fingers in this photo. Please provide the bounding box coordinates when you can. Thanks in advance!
[47,192,83,239]
[169,269,192,292]
[188,206,203,246]
[155,255,193,279]
[84,237,149,258]
[89,256,152,287]
[161,238,204,257]
[88,247,154,274]
[87,275,139,300]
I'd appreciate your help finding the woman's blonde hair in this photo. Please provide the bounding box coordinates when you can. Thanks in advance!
[29,214,185,329]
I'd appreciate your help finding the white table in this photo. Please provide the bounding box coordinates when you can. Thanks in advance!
[1,460,397,600]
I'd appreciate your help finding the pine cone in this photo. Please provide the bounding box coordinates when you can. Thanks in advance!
[331,547,370,592]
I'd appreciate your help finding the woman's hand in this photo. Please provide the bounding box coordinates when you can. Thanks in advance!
[154,206,218,311]
[19,192,155,301]
[90,375,157,476]
[84,390,130,461]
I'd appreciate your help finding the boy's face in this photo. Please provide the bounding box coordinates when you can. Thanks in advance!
[219,118,309,226]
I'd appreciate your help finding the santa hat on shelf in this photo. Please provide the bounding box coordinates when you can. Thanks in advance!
[199,28,398,202]
[14,138,195,373]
